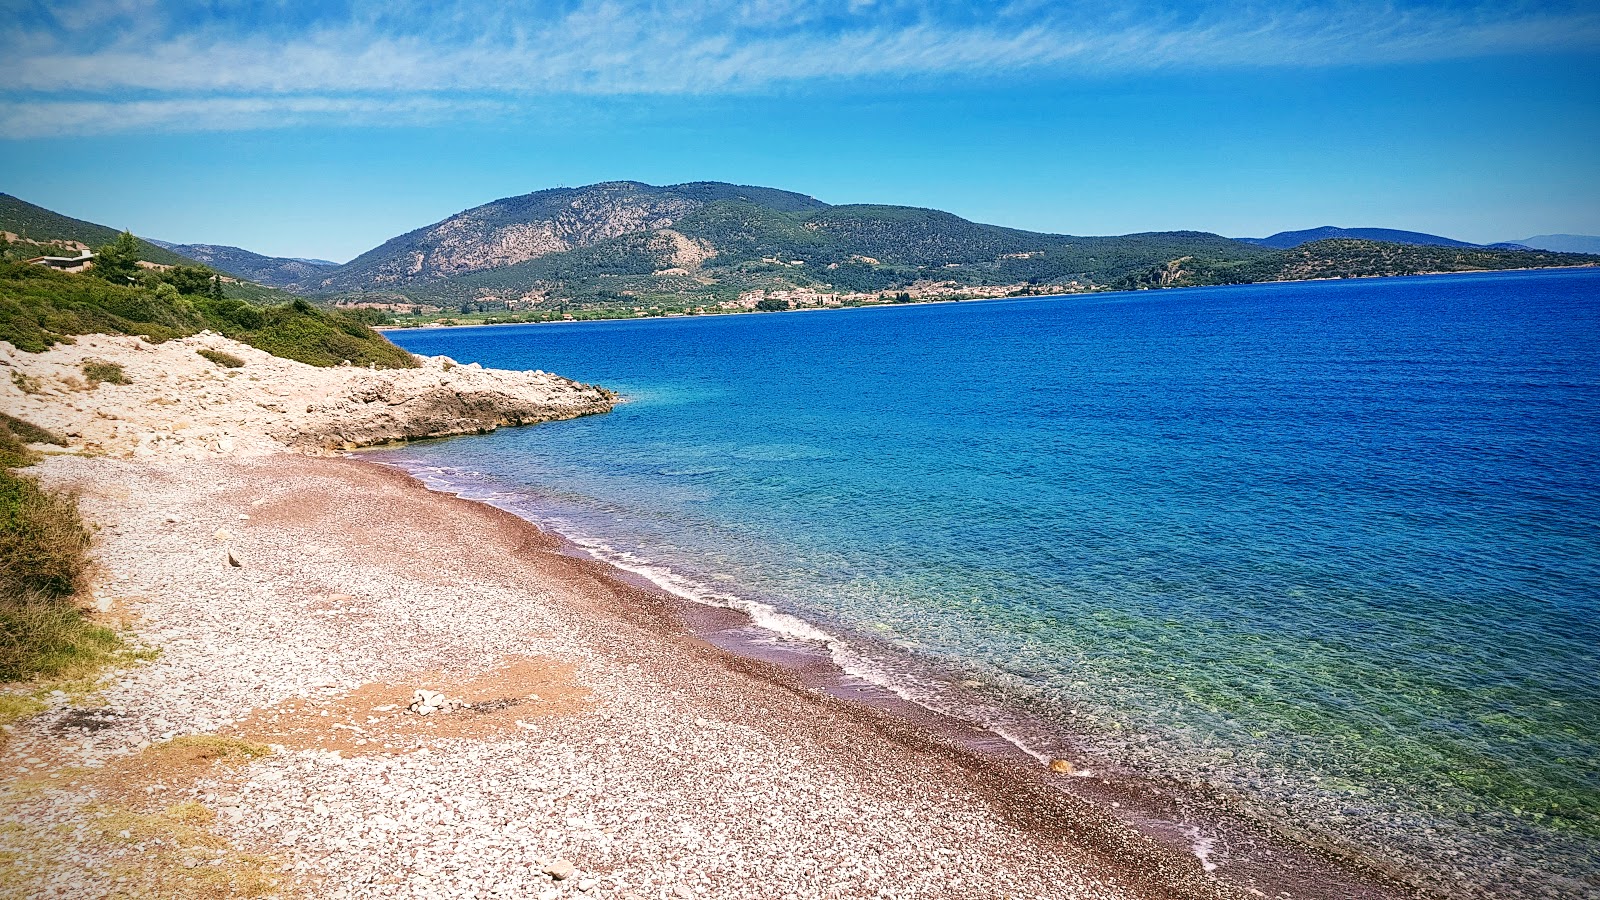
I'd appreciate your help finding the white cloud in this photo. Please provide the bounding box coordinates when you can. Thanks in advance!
[3,0,1597,135]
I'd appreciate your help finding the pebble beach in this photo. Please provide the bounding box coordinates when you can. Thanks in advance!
[2,452,1238,899]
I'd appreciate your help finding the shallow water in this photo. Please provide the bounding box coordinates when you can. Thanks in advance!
[376,269,1600,897]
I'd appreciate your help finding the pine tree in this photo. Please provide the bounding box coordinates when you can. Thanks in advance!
[93,230,142,283]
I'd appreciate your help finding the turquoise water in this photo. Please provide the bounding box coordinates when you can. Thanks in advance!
[377,269,1600,897]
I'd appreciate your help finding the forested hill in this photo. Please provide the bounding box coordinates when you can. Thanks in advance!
[148,241,339,291]
[6,185,1595,319]
[0,193,193,267]
[297,181,1594,311]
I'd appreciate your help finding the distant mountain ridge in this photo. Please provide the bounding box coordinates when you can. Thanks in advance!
[309,183,1592,309]
[147,240,339,290]
[1509,234,1600,254]
[6,186,1595,315]
[1239,226,1496,250]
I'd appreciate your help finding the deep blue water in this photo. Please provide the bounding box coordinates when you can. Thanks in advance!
[377,269,1600,896]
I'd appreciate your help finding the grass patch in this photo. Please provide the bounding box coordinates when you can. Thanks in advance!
[80,358,128,385]
[0,413,63,447]
[165,800,218,826]
[0,470,90,600]
[9,371,41,394]
[152,735,272,765]
[0,261,415,368]
[0,419,118,685]
[197,348,245,368]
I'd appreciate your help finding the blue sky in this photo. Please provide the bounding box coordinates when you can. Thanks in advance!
[3,0,1597,261]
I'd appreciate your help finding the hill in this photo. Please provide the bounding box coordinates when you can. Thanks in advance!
[1510,234,1600,254]
[316,181,828,293]
[1238,226,1485,250]
[301,183,1592,318]
[0,193,194,268]
[149,241,339,290]
[0,261,413,368]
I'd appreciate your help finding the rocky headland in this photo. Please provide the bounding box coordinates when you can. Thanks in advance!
[0,332,615,458]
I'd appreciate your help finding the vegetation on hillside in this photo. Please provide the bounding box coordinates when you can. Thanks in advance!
[0,415,120,682]
[0,193,193,267]
[0,261,415,368]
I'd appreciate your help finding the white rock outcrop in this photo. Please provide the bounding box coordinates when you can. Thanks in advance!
[0,332,614,458]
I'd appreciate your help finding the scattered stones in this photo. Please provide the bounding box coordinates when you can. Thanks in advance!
[1049,758,1075,775]
[408,689,458,716]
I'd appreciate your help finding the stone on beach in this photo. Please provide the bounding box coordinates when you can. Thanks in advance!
[541,858,576,880]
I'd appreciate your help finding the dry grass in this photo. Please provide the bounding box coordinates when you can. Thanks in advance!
[197,348,246,369]
[0,799,290,899]
[81,358,129,386]
[9,370,41,394]
[0,470,91,599]
[0,418,124,686]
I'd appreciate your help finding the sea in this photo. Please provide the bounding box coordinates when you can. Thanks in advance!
[373,268,1600,898]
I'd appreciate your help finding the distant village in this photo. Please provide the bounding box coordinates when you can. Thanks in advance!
[336,278,1090,323]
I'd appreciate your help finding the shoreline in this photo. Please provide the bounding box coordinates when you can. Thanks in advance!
[375,456,1427,900]
[7,450,1415,899]
[372,264,1599,333]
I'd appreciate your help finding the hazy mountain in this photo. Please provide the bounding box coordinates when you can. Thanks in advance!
[1509,234,1600,254]
[148,240,339,290]
[0,193,195,267]
[1238,226,1488,250]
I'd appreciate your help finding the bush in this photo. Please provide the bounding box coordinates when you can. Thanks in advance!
[0,414,64,468]
[0,586,120,682]
[81,359,129,385]
[0,414,110,682]
[197,348,244,369]
[1,263,416,369]
[0,470,91,599]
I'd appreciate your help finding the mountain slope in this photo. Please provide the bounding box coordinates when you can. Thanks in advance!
[1510,234,1600,254]
[317,181,826,293]
[0,193,194,267]
[1240,226,1484,250]
[310,183,1594,312]
[149,241,338,290]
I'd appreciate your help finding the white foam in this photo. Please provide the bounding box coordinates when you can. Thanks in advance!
[1183,826,1220,872]
[384,459,1078,777]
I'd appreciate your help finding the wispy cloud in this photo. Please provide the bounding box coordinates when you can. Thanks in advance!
[4,0,1597,136]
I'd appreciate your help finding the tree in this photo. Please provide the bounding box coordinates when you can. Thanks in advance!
[162,264,217,297]
[93,231,142,284]
[210,275,224,300]
[754,297,789,311]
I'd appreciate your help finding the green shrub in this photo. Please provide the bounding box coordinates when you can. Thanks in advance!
[0,585,120,682]
[0,450,111,681]
[197,348,244,369]
[0,262,416,369]
[0,415,63,469]
[0,469,91,598]
[81,359,129,385]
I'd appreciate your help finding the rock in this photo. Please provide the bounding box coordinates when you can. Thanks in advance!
[226,549,242,568]
[213,528,232,542]
[673,886,694,899]
[578,877,598,892]
[1049,758,1075,775]
[542,859,576,880]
